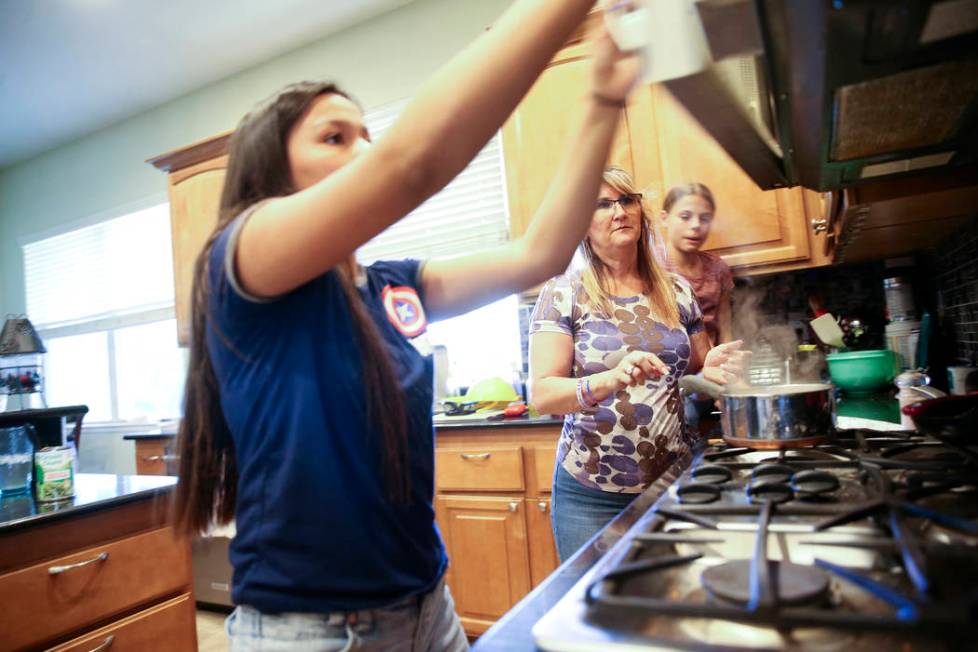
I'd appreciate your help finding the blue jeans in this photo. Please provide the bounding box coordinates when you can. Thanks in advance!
[551,464,637,562]
[225,577,468,651]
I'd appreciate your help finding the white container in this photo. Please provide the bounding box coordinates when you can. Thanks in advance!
[883,277,916,321]
[885,319,920,371]
[604,0,711,83]
[948,365,978,395]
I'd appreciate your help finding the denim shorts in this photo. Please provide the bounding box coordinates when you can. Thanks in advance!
[550,464,637,562]
[225,576,469,651]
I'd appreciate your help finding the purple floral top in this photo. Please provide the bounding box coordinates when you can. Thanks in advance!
[530,272,704,493]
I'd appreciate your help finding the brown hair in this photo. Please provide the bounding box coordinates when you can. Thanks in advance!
[580,166,680,328]
[662,182,716,214]
[171,82,409,537]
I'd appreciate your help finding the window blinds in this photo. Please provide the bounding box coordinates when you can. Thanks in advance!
[23,203,175,329]
[356,99,511,265]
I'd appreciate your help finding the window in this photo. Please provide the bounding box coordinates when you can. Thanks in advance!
[22,202,185,424]
[359,100,523,392]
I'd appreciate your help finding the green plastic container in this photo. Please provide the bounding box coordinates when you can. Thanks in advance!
[826,349,898,396]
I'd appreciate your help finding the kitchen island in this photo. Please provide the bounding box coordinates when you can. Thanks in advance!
[0,473,196,651]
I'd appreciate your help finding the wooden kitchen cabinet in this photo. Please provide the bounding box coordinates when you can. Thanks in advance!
[0,490,196,651]
[650,87,829,273]
[501,13,662,241]
[131,435,179,476]
[502,13,831,276]
[435,494,532,634]
[434,424,561,636]
[148,133,231,346]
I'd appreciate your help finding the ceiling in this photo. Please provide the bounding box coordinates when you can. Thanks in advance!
[0,0,413,169]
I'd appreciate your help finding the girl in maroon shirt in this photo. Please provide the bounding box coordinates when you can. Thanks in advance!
[657,183,735,438]
[658,183,733,347]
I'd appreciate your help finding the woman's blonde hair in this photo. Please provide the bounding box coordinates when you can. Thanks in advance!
[580,166,680,328]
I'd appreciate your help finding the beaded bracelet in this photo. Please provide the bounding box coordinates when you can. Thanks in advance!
[577,377,598,411]
[575,378,591,411]
[583,378,597,406]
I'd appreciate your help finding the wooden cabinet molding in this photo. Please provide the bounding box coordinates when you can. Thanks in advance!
[147,131,231,175]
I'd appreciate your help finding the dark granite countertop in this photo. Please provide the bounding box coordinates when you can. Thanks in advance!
[123,431,177,440]
[0,405,89,425]
[433,414,563,430]
[120,416,564,439]
[0,473,177,534]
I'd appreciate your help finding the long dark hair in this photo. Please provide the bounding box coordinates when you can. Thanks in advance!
[172,82,409,537]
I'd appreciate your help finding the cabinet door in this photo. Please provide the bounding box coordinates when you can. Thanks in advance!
[650,86,812,269]
[502,41,662,240]
[524,497,559,587]
[436,495,532,636]
[167,156,227,346]
[133,439,178,476]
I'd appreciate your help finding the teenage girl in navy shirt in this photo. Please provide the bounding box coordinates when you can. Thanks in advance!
[170,1,648,649]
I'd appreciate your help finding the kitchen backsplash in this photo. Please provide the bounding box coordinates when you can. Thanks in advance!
[730,261,888,349]
[929,215,978,365]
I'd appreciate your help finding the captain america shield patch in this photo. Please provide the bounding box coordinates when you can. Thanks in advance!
[382,285,428,338]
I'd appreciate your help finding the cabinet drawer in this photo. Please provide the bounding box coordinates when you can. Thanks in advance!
[436,446,524,492]
[1,527,192,651]
[45,593,197,651]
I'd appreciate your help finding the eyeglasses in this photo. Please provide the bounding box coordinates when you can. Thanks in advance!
[596,193,642,212]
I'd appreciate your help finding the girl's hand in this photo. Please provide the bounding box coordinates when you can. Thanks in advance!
[590,23,642,105]
[594,350,670,397]
[702,340,750,385]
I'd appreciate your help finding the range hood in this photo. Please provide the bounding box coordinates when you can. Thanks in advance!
[662,0,978,191]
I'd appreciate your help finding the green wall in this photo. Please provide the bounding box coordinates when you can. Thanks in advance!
[0,0,510,317]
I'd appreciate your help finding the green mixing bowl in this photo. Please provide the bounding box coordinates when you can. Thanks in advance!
[826,349,898,395]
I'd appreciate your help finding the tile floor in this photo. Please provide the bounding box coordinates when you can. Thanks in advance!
[196,607,230,651]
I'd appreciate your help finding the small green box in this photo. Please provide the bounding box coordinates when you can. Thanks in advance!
[35,446,75,502]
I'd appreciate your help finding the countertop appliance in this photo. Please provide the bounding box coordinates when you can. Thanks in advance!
[654,0,978,191]
[533,426,978,650]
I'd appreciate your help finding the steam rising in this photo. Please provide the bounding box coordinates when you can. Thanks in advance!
[732,287,826,388]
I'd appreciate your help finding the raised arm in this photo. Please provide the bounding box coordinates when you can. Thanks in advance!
[421,27,641,320]
[237,0,598,299]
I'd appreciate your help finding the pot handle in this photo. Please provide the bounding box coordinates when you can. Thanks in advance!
[678,375,723,400]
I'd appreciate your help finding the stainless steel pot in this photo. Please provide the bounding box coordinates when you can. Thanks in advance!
[679,376,836,449]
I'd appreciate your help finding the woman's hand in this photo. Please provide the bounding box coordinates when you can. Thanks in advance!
[590,23,642,105]
[702,340,750,385]
[593,350,670,398]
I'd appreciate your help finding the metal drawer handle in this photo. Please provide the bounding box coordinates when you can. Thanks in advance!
[537,501,548,512]
[85,635,115,652]
[460,452,491,461]
[143,454,179,462]
[48,551,109,575]
[811,218,828,234]
[508,501,519,513]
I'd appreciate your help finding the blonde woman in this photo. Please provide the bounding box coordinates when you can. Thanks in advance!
[529,166,741,560]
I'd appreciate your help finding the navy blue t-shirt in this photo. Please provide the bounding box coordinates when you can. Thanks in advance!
[206,211,445,614]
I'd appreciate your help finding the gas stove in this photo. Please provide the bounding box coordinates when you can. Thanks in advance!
[533,423,978,651]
